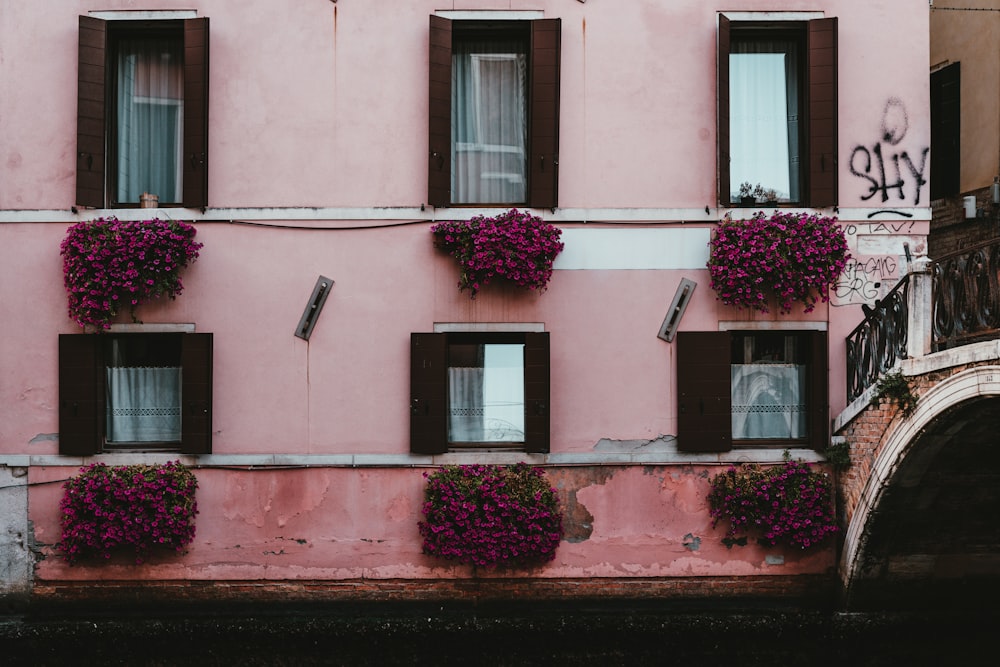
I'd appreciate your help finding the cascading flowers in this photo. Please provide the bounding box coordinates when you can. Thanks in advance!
[707,460,838,550]
[58,461,199,564]
[419,463,564,567]
[708,211,850,314]
[61,217,203,329]
[431,209,564,298]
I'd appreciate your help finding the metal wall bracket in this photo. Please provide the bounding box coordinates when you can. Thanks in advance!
[294,276,334,341]
[657,278,697,343]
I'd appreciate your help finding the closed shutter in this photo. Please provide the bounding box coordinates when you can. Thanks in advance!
[410,333,448,454]
[676,332,733,453]
[180,333,213,454]
[930,63,960,200]
[808,331,829,450]
[717,15,731,207]
[528,19,561,209]
[523,332,550,453]
[182,18,210,209]
[58,334,102,455]
[76,16,107,209]
[807,17,838,208]
[427,16,452,208]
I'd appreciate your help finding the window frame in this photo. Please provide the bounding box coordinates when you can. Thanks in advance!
[718,15,837,208]
[930,62,960,200]
[58,332,213,455]
[410,331,550,454]
[676,330,827,452]
[76,15,209,209]
[427,15,560,209]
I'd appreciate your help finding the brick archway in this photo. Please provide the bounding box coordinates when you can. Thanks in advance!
[840,365,1000,607]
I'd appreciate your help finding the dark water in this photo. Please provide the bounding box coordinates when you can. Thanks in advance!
[2,603,994,666]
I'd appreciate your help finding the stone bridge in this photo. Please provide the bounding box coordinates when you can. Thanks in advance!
[835,241,1000,609]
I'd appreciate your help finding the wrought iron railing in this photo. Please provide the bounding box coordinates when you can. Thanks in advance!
[846,277,909,403]
[931,239,1000,351]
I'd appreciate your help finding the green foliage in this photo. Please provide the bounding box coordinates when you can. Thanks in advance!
[872,369,918,417]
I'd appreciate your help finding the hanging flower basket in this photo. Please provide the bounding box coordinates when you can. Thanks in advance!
[707,211,850,314]
[58,461,199,564]
[707,460,838,550]
[419,463,564,567]
[431,209,564,298]
[60,217,203,329]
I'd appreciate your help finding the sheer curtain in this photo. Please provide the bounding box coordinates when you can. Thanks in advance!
[452,38,527,203]
[731,364,807,439]
[116,36,184,204]
[448,344,525,443]
[106,366,182,443]
[729,40,800,201]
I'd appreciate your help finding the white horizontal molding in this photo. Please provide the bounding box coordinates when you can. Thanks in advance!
[434,322,545,333]
[90,10,198,20]
[553,228,710,270]
[718,321,828,332]
[436,11,545,21]
[722,11,825,21]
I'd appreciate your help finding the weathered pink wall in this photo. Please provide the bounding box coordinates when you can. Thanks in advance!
[0,0,929,591]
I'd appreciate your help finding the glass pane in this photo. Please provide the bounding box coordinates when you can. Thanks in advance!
[731,333,807,440]
[105,335,182,444]
[115,36,184,204]
[448,343,525,443]
[729,39,800,202]
[451,37,527,204]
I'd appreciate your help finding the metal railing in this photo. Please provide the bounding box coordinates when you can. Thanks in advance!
[846,277,909,403]
[931,239,1000,351]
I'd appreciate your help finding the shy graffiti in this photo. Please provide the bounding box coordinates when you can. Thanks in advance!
[849,98,929,206]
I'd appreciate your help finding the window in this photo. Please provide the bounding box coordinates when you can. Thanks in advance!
[77,16,209,209]
[410,332,549,454]
[930,62,960,200]
[718,16,837,207]
[428,16,560,208]
[58,332,213,454]
[675,331,827,452]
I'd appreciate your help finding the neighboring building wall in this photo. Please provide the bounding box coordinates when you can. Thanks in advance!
[0,0,929,602]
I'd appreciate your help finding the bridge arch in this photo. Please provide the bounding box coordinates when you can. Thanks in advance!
[841,364,1000,607]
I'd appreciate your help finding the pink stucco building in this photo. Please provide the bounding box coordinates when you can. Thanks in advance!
[0,0,930,605]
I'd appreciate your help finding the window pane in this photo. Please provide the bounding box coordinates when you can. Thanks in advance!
[452,38,527,204]
[731,333,807,440]
[105,335,182,444]
[115,36,184,204]
[448,343,525,443]
[729,39,800,202]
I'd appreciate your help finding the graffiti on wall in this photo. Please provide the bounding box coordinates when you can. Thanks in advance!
[849,97,929,207]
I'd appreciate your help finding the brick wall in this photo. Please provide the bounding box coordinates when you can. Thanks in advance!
[930,187,1000,257]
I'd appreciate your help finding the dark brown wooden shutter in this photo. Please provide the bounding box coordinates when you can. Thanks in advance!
[76,16,107,209]
[808,331,829,451]
[717,15,731,207]
[931,62,960,200]
[410,333,448,454]
[523,332,551,453]
[180,332,213,454]
[182,18,210,209]
[427,16,452,208]
[807,17,837,208]
[528,19,561,209]
[58,334,102,455]
[676,332,732,453]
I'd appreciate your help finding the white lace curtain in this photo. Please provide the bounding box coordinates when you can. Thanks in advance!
[731,364,807,439]
[451,38,527,203]
[729,39,800,201]
[106,367,182,443]
[116,36,184,204]
[448,345,525,443]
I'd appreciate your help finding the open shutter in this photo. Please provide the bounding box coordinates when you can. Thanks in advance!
[717,14,731,207]
[807,17,837,208]
[180,333,213,454]
[427,15,452,208]
[182,18,210,209]
[523,332,551,453]
[809,331,829,451]
[528,19,561,209]
[676,332,732,453]
[930,63,960,200]
[411,333,448,454]
[59,334,102,455]
[76,16,107,209]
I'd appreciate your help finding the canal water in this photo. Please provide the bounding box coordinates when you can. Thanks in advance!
[2,602,993,665]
